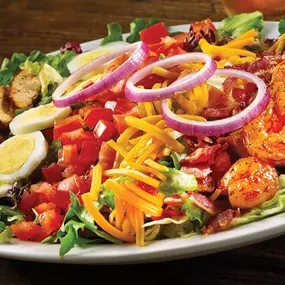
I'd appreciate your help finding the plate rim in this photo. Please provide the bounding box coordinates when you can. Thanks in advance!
[1,21,283,265]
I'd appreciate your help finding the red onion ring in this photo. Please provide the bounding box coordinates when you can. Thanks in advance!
[52,41,149,107]
[162,68,270,136]
[125,52,217,102]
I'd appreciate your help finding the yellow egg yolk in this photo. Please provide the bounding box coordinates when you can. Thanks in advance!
[0,135,35,174]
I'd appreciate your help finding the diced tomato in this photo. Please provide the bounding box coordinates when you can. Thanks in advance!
[98,142,116,173]
[58,144,78,165]
[140,22,168,45]
[42,162,62,183]
[87,89,119,104]
[59,128,95,150]
[136,180,157,196]
[93,120,117,142]
[18,191,38,214]
[34,202,56,214]
[83,107,113,129]
[31,182,58,205]
[105,98,137,115]
[39,208,63,235]
[10,222,47,242]
[113,106,139,134]
[78,140,100,166]
[172,32,188,46]
[53,115,84,140]
[136,73,165,89]
[62,163,86,178]
[56,174,85,209]
[42,128,54,144]
[79,102,103,118]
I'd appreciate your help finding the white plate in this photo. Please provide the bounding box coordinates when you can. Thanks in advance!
[0,21,282,265]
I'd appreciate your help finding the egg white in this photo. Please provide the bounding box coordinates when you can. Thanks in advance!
[67,41,130,74]
[10,103,72,135]
[0,131,48,184]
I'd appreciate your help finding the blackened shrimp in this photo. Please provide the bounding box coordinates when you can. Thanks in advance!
[218,157,279,209]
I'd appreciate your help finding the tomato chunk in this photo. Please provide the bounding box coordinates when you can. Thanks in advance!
[93,120,117,142]
[78,140,100,166]
[42,162,62,183]
[98,142,116,172]
[10,222,47,242]
[53,115,84,140]
[18,191,37,214]
[59,128,95,150]
[39,208,63,235]
[79,102,103,118]
[59,144,78,165]
[56,174,86,209]
[83,107,113,129]
[34,202,57,214]
[140,22,168,45]
[62,163,86,178]
[113,106,139,134]
[31,182,58,205]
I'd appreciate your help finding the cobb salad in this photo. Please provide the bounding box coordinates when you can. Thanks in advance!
[1,11,285,257]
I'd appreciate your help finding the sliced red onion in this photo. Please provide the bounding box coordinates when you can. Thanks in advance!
[125,52,217,102]
[162,68,270,137]
[52,41,149,107]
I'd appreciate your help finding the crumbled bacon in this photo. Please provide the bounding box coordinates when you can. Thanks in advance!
[228,53,284,84]
[197,175,215,193]
[188,192,219,215]
[203,209,240,234]
[181,143,228,165]
[181,163,212,179]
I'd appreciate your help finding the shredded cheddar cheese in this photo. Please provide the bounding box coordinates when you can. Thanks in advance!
[144,159,169,172]
[128,162,167,181]
[104,169,160,188]
[125,180,163,207]
[152,66,179,80]
[82,193,135,243]
[134,208,145,246]
[125,116,184,153]
[115,194,125,230]
[104,180,163,217]
[90,163,102,201]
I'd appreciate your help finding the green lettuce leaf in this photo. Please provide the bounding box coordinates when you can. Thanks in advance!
[182,198,204,229]
[0,53,27,85]
[126,18,147,43]
[100,23,123,46]
[57,192,122,256]
[217,11,264,38]
[279,19,285,35]
[46,50,76,78]
[158,168,198,196]
[162,220,196,238]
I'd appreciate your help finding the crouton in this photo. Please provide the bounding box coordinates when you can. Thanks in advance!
[10,70,41,109]
[0,85,14,126]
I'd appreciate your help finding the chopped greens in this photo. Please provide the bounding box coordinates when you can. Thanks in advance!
[182,198,204,229]
[158,168,198,196]
[217,11,264,38]
[57,192,122,257]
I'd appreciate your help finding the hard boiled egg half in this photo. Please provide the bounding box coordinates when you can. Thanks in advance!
[0,131,48,184]
[10,103,71,135]
[67,41,130,74]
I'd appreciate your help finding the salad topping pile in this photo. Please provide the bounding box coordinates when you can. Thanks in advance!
[1,12,285,257]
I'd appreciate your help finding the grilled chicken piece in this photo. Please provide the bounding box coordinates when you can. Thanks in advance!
[0,85,15,126]
[10,70,41,109]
